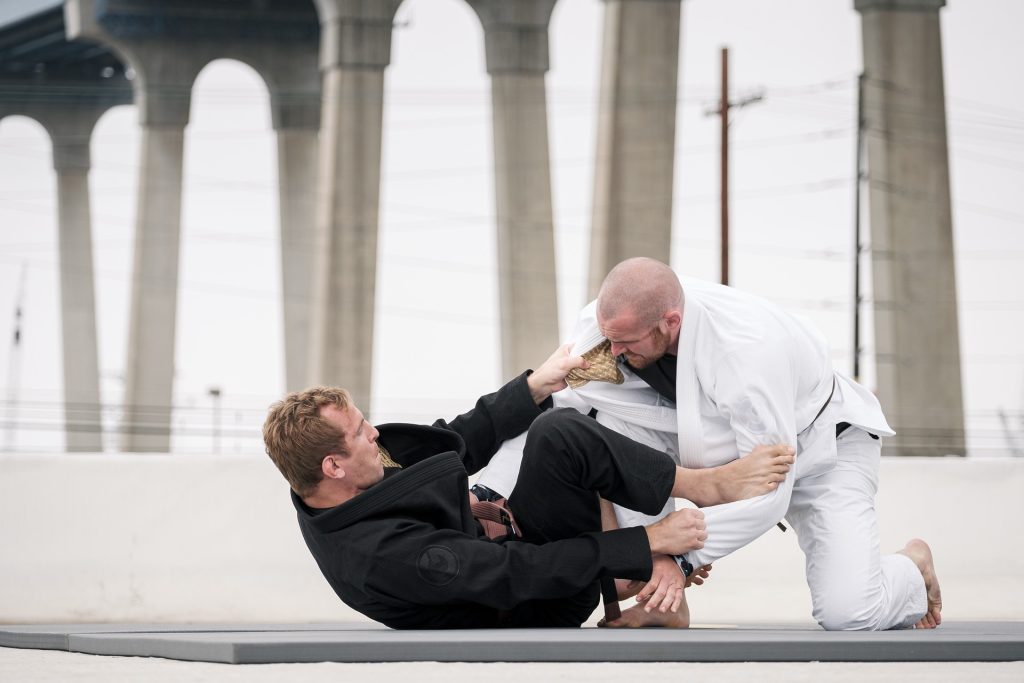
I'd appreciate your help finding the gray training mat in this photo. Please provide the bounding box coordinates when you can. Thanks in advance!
[2,622,1022,663]
[0,622,381,652]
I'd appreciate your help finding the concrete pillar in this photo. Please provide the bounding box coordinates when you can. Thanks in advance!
[587,0,681,297]
[275,130,319,392]
[68,0,322,447]
[0,107,110,452]
[855,0,965,456]
[308,0,401,411]
[467,0,561,380]
[49,112,106,452]
[254,48,322,393]
[121,120,188,452]
[115,51,196,452]
[0,4,131,451]
[67,0,201,451]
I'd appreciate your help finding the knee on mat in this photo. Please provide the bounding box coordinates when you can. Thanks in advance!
[815,598,886,632]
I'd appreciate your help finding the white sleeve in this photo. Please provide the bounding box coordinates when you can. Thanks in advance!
[687,344,799,567]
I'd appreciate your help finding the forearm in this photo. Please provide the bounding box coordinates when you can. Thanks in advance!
[686,479,792,567]
[600,498,619,531]
[443,372,545,474]
[370,527,653,611]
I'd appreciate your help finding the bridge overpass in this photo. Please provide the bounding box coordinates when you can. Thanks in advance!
[0,0,964,455]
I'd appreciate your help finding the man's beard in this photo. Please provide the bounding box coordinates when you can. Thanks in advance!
[622,325,671,369]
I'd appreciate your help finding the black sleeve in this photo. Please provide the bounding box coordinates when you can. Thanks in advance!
[359,521,652,611]
[433,371,547,475]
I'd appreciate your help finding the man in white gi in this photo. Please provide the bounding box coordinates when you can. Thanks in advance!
[559,257,942,631]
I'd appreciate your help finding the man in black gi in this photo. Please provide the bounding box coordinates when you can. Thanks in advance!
[263,346,792,629]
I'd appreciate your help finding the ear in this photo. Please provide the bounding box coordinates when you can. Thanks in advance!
[321,454,346,481]
[663,309,682,332]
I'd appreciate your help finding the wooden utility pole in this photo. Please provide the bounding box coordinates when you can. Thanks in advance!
[707,47,762,286]
[719,48,730,285]
[853,72,866,382]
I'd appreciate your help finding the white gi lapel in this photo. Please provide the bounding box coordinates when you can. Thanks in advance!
[676,291,706,469]
[569,301,606,356]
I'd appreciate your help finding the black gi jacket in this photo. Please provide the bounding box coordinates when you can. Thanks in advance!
[292,372,652,629]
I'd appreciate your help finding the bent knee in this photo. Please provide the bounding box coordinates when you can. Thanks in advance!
[525,408,589,449]
[522,409,593,474]
[815,600,886,632]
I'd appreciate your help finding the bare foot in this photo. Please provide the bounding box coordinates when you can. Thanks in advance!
[899,538,942,629]
[709,444,795,505]
[598,595,690,629]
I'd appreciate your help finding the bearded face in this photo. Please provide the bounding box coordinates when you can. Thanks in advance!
[620,323,672,369]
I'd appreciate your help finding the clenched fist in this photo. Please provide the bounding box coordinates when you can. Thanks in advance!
[645,508,707,556]
[526,343,589,404]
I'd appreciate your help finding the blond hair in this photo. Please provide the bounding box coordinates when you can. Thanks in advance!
[263,386,351,497]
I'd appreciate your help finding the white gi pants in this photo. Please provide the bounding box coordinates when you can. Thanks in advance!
[480,417,929,630]
[787,427,927,630]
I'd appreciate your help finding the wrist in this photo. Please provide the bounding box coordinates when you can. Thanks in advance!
[673,553,694,577]
[645,523,666,555]
[525,372,549,405]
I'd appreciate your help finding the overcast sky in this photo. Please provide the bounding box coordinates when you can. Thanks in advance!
[1,0,1022,455]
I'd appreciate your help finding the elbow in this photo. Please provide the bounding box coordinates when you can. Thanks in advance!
[757,486,793,529]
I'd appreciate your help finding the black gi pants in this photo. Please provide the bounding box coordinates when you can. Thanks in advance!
[502,408,677,626]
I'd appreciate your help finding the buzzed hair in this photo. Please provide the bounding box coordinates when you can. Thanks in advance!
[597,257,683,326]
[263,386,351,498]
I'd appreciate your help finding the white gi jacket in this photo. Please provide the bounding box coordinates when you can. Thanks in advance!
[479,277,894,569]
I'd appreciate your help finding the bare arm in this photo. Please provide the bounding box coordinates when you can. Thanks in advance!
[600,497,619,531]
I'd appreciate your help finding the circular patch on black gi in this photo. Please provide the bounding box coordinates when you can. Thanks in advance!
[416,545,460,586]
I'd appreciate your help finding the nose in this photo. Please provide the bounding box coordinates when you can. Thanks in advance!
[609,341,626,356]
[368,424,379,442]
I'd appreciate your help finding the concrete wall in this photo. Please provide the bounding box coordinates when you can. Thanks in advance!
[1,454,1021,625]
